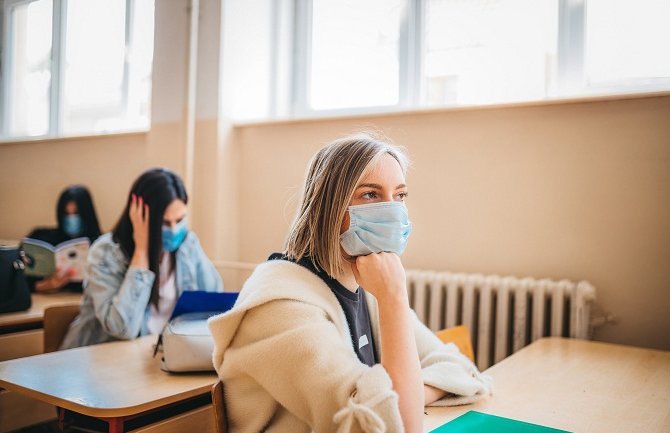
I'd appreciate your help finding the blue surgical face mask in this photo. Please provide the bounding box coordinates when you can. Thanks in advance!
[339,201,412,257]
[162,218,188,252]
[63,214,83,237]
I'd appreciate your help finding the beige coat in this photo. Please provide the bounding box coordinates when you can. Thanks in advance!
[208,260,492,433]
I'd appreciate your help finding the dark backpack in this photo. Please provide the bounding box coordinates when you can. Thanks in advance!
[0,246,32,313]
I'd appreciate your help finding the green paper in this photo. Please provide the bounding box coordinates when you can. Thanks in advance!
[430,411,572,433]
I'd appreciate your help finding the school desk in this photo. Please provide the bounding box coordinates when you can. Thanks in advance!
[0,292,82,431]
[0,292,81,360]
[0,335,217,433]
[424,337,670,433]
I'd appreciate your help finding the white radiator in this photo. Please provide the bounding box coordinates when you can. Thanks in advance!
[406,270,596,370]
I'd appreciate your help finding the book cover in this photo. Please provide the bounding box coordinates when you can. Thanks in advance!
[170,291,239,319]
[21,237,90,282]
[430,411,572,433]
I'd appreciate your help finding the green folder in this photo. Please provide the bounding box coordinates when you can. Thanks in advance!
[430,411,572,433]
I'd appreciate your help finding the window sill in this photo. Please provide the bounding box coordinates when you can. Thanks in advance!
[231,90,670,128]
[0,129,149,146]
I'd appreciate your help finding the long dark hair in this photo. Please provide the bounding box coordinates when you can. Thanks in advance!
[112,168,188,307]
[57,185,102,241]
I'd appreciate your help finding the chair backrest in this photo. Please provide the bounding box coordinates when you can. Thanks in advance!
[43,304,80,353]
[211,380,227,433]
[435,325,475,363]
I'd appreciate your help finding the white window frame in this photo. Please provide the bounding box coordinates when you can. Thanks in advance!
[0,0,145,141]
[290,0,670,118]
[290,0,424,118]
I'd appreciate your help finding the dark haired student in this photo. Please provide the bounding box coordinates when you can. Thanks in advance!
[26,185,102,293]
[61,168,223,349]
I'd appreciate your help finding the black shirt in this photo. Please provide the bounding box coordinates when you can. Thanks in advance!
[268,253,378,367]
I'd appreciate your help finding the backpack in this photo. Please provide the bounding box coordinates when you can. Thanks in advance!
[0,246,32,314]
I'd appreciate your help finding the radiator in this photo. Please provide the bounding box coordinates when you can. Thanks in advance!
[406,270,596,370]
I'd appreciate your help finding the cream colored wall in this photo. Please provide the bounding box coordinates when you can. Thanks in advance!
[0,121,188,238]
[233,95,670,351]
[0,133,146,237]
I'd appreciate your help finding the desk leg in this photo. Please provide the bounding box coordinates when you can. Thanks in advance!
[57,408,68,431]
[107,417,124,433]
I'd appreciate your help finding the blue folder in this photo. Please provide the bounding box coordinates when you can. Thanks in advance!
[169,291,239,320]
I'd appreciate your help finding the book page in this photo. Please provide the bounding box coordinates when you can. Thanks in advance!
[54,238,90,282]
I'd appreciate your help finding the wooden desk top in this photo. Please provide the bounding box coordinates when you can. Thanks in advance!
[424,337,670,433]
[0,336,217,417]
[0,293,81,330]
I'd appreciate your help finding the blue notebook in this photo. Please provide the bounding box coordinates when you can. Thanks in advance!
[169,291,239,319]
[430,411,572,433]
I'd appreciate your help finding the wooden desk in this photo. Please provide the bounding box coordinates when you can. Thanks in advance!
[0,292,81,362]
[0,336,218,433]
[0,292,81,332]
[424,338,670,433]
[0,293,81,431]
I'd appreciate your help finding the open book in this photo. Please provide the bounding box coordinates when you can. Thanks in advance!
[21,237,90,282]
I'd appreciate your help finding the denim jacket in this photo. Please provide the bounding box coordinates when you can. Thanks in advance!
[61,231,223,349]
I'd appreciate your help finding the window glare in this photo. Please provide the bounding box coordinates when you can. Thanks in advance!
[310,0,403,110]
[63,0,127,134]
[424,0,558,106]
[8,0,53,137]
[585,0,670,86]
[127,0,155,130]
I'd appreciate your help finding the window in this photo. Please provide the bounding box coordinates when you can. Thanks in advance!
[285,0,670,118]
[1,0,155,140]
[424,0,558,106]
[584,0,670,91]
[308,0,403,111]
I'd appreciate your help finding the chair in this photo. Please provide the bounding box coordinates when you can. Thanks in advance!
[211,380,227,433]
[43,304,80,353]
[435,325,475,363]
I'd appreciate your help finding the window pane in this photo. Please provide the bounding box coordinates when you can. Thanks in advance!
[585,0,670,87]
[62,0,126,134]
[310,0,403,110]
[424,0,558,106]
[7,0,53,137]
[126,0,154,129]
[62,0,153,134]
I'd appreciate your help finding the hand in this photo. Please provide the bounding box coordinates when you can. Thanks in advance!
[34,268,76,293]
[129,194,150,268]
[351,252,408,306]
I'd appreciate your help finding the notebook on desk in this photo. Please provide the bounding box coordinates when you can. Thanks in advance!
[430,411,572,433]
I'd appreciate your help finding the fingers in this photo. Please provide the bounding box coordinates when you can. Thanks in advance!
[129,194,150,226]
[129,194,138,222]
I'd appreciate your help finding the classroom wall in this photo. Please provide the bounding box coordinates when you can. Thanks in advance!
[232,94,670,351]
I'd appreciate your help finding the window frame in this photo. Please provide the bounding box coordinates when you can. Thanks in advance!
[291,0,423,117]
[290,0,670,118]
[0,0,147,141]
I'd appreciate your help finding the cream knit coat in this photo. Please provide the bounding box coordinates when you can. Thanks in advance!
[208,260,492,433]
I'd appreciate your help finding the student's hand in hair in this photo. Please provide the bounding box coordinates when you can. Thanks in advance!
[129,194,150,269]
[351,252,408,307]
[34,268,76,293]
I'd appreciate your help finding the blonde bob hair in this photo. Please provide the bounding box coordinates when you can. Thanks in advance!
[285,132,409,277]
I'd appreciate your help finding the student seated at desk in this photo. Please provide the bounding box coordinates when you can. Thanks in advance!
[26,185,102,293]
[61,168,223,349]
[208,133,492,433]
